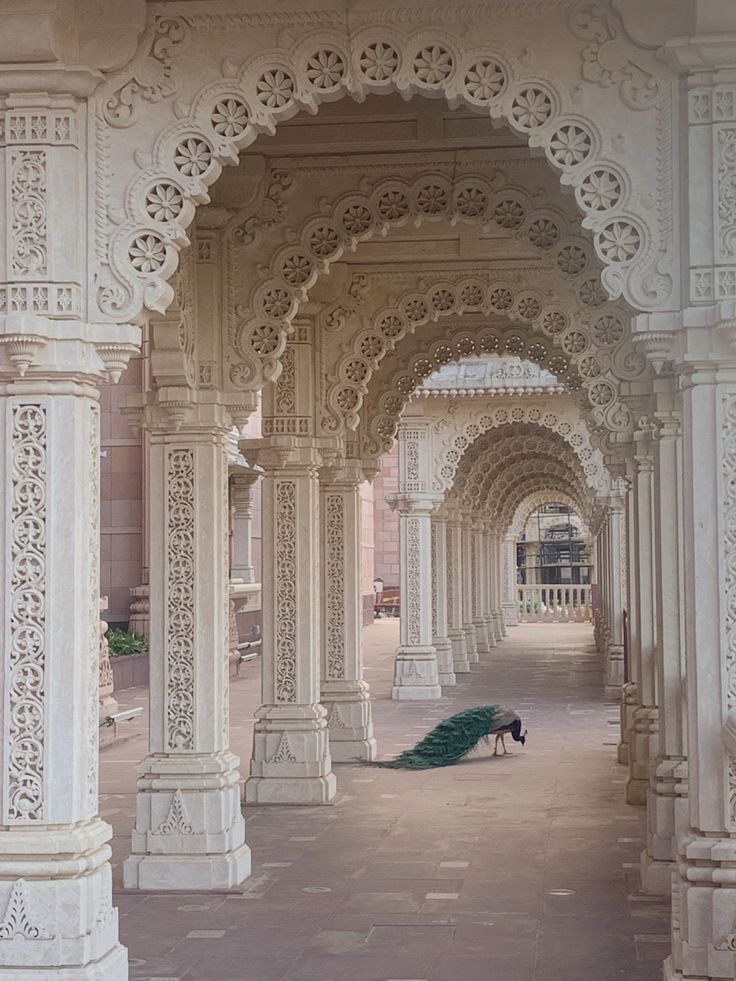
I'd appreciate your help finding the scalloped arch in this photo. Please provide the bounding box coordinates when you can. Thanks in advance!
[344,290,644,454]
[95,15,670,331]
[434,409,610,495]
[509,490,591,539]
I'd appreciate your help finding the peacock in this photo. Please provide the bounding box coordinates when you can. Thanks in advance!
[371,705,527,769]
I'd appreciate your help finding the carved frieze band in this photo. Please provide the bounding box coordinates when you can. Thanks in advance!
[5,404,47,822]
[275,480,297,701]
[325,493,346,680]
[166,448,195,750]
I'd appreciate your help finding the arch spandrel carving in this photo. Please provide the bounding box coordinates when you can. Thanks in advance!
[92,5,679,337]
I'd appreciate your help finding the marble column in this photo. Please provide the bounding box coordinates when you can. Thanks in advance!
[502,534,519,627]
[319,461,376,761]
[390,493,442,699]
[0,366,135,978]
[664,343,736,979]
[480,524,497,648]
[446,512,470,673]
[642,397,687,895]
[618,469,639,766]
[431,512,456,686]
[125,404,250,888]
[627,427,659,807]
[244,442,336,803]
[490,531,506,640]
[461,517,479,663]
[230,469,259,584]
[472,524,491,654]
[603,488,626,697]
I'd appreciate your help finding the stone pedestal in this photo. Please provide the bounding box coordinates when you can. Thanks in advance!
[124,409,250,886]
[245,442,336,803]
[319,464,377,761]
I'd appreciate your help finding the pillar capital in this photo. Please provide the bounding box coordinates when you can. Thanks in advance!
[386,491,441,516]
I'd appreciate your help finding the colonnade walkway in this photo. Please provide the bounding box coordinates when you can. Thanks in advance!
[101,621,669,981]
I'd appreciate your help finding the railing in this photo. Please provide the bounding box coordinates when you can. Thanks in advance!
[516,584,593,623]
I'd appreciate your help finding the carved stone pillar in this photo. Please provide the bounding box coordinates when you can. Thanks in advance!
[603,487,626,697]
[490,531,506,640]
[431,512,456,687]
[461,517,478,663]
[481,524,497,646]
[98,597,118,725]
[319,461,376,761]
[626,428,659,807]
[0,87,140,978]
[124,403,250,888]
[618,467,639,766]
[390,493,442,700]
[642,397,687,895]
[244,441,336,803]
[472,524,490,655]
[502,534,519,627]
[656,325,736,978]
[230,469,258,584]
[446,512,470,673]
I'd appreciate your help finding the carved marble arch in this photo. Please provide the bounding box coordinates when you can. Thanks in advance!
[449,431,594,505]
[508,490,592,540]
[459,451,590,516]
[93,9,677,332]
[431,409,611,495]
[486,470,593,529]
[351,300,646,456]
[240,168,601,377]
[497,477,595,532]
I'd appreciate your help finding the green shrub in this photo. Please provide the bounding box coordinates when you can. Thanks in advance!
[107,628,148,658]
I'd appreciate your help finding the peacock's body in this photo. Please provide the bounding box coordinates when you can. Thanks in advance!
[373,704,512,769]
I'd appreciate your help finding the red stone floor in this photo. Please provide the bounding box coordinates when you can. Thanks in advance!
[101,620,670,981]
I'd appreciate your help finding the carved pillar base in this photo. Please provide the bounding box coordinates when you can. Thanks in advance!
[626,705,658,806]
[434,637,456,686]
[493,611,505,641]
[245,704,336,804]
[392,648,442,700]
[123,751,249,890]
[473,616,490,654]
[449,629,470,673]
[640,757,688,896]
[0,821,126,979]
[667,836,736,980]
[463,624,478,663]
[604,642,625,699]
[503,601,519,627]
[482,614,497,649]
[618,681,638,765]
[322,680,377,762]
[128,583,150,638]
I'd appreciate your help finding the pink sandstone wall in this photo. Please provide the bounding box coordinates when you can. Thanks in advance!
[372,444,400,590]
[100,358,144,625]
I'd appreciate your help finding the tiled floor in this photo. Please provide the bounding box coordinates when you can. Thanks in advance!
[102,620,670,981]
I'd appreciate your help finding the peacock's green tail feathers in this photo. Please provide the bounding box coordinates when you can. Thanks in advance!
[372,705,501,769]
